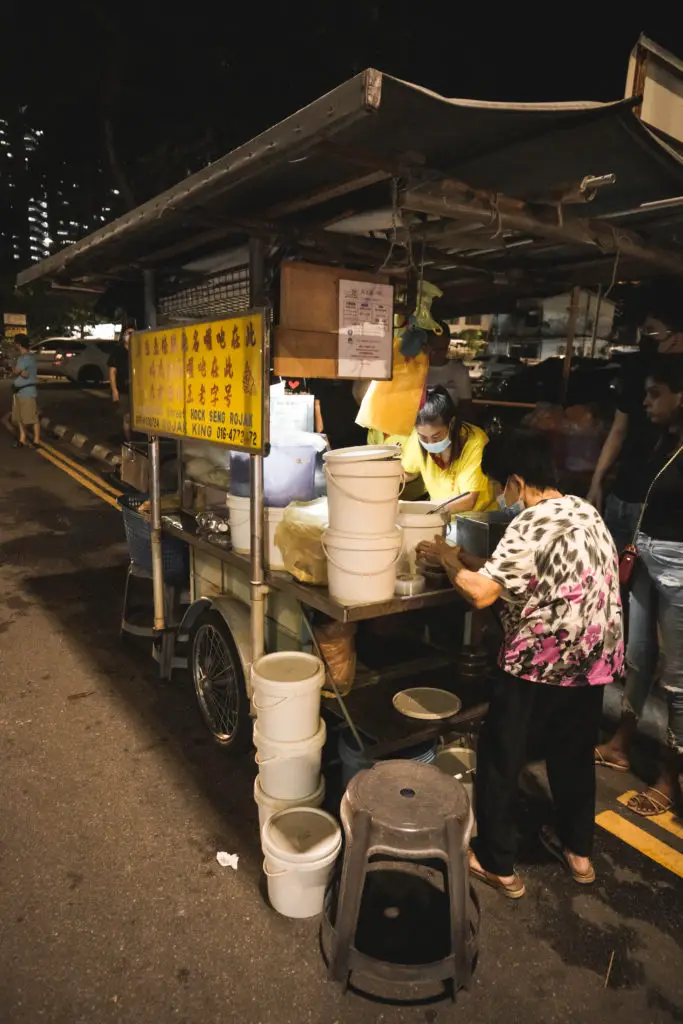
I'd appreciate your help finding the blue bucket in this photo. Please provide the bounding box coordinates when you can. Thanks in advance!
[338,729,437,789]
[230,446,317,507]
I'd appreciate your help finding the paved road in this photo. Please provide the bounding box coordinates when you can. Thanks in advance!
[0,428,682,1024]
[32,378,125,446]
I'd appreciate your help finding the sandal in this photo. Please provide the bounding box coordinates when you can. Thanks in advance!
[539,826,596,885]
[626,787,673,817]
[468,851,525,899]
[594,748,629,772]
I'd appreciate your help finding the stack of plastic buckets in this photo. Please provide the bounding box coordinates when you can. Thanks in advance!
[251,652,327,831]
[252,651,339,918]
[322,445,404,605]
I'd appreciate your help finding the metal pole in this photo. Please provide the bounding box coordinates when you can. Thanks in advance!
[143,270,165,632]
[249,237,267,663]
[589,285,603,359]
[561,286,580,405]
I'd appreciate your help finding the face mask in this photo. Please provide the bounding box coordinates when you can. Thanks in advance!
[419,435,452,455]
[497,482,524,518]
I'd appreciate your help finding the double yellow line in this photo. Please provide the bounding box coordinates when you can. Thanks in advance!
[597,791,683,879]
[37,440,123,509]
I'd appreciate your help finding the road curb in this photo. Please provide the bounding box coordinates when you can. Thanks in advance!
[39,415,122,466]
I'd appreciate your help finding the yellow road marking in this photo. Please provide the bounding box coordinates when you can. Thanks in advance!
[596,810,683,879]
[37,447,121,509]
[617,790,683,842]
[39,440,123,497]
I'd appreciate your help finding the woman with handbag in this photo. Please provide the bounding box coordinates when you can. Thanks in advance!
[596,356,683,816]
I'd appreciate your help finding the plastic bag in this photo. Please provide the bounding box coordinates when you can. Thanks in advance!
[273,498,329,585]
[399,280,444,357]
[356,335,429,436]
[314,621,357,696]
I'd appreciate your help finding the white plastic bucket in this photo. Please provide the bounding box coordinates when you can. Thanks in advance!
[251,651,324,742]
[254,719,327,800]
[324,448,404,536]
[397,500,449,568]
[262,807,342,919]
[253,774,326,833]
[323,527,402,606]
[227,495,286,570]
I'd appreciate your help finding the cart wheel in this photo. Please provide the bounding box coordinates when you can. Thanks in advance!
[189,610,251,752]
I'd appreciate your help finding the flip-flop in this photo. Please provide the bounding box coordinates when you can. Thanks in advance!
[626,787,674,817]
[539,826,596,884]
[594,748,629,772]
[468,852,525,899]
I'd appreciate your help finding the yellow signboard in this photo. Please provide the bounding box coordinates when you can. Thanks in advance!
[130,312,266,452]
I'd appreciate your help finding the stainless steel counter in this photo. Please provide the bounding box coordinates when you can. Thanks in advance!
[164,522,465,623]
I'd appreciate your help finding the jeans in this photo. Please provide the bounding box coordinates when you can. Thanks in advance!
[624,534,683,753]
[604,493,642,554]
[473,670,604,876]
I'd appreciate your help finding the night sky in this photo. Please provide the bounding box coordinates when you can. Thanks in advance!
[2,2,682,207]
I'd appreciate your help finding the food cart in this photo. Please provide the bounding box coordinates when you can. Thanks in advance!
[126,293,490,756]
[17,68,683,759]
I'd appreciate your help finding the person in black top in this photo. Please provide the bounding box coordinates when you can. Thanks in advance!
[596,356,683,816]
[108,326,133,441]
[311,379,366,451]
[587,312,683,551]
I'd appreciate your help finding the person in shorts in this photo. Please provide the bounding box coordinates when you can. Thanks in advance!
[108,326,133,441]
[11,334,40,448]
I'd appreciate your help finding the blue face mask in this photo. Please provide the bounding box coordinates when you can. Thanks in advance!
[419,435,452,455]
[497,484,524,518]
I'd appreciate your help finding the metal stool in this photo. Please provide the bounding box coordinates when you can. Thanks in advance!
[321,760,479,1001]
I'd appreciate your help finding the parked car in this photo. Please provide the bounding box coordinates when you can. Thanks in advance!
[484,357,621,406]
[30,337,87,376]
[468,354,522,382]
[61,340,118,385]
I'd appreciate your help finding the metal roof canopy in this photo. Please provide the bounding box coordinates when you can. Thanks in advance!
[16,68,683,313]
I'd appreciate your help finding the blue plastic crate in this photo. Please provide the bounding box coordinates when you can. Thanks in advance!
[119,494,188,580]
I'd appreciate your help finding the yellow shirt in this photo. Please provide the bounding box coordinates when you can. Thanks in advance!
[401,424,496,511]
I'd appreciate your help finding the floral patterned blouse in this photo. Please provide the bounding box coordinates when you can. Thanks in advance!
[480,496,624,686]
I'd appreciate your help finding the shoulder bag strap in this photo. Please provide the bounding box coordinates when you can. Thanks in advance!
[629,442,683,545]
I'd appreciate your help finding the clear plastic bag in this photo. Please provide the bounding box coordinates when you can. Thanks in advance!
[273,498,329,585]
[314,621,357,696]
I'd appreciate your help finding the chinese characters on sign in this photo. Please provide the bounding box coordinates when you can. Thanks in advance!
[337,279,393,380]
[130,313,265,451]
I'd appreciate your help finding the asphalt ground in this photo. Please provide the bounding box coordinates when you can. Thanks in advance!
[0,398,682,1023]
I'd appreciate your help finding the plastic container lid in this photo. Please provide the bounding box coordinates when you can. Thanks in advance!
[261,807,342,862]
[392,687,462,720]
[323,444,401,464]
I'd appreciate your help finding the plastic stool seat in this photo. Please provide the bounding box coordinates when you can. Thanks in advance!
[322,760,479,1001]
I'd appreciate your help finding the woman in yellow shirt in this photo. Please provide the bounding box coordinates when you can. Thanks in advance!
[401,386,496,513]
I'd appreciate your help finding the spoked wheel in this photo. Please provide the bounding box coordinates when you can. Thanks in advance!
[190,610,251,752]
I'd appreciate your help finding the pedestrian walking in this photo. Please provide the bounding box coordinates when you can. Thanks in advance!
[11,334,40,448]
[596,356,683,816]
[108,326,133,442]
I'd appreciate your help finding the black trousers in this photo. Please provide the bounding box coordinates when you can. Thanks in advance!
[472,670,605,877]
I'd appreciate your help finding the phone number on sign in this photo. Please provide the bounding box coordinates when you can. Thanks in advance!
[215,426,259,446]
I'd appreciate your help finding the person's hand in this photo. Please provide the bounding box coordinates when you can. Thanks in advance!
[415,540,443,567]
[112,388,120,404]
[417,538,465,575]
[586,480,602,510]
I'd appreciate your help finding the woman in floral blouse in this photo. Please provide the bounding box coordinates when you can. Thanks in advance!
[419,431,623,898]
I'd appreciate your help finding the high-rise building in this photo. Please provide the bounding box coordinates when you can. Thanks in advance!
[0,112,121,271]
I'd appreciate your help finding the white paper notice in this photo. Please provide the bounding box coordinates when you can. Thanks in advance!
[337,279,393,380]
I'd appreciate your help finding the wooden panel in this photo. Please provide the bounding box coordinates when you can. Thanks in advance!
[275,260,390,379]
[272,327,337,378]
